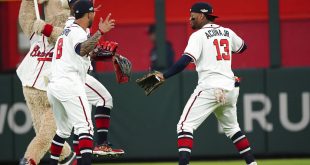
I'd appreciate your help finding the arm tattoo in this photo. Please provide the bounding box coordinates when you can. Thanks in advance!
[79,31,101,56]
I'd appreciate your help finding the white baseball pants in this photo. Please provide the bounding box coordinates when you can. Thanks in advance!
[85,74,113,109]
[177,87,241,138]
[47,91,94,138]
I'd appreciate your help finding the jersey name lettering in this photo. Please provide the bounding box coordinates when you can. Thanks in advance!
[205,29,229,39]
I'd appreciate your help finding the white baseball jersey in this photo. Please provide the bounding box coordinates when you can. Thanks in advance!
[48,23,91,101]
[65,16,75,27]
[64,17,112,108]
[16,33,54,91]
[184,23,244,91]
[65,16,93,69]
[177,23,245,137]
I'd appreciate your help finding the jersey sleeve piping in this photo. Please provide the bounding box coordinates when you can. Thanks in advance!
[29,32,35,41]
[234,40,245,53]
[74,43,82,55]
[184,52,196,62]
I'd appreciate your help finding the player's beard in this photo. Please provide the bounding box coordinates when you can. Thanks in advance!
[190,21,199,30]
[191,24,197,30]
[190,18,200,30]
[191,21,206,30]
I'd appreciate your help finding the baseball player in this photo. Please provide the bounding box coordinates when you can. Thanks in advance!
[155,2,257,165]
[16,0,75,164]
[47,0,115,164]
[59,0,125,159]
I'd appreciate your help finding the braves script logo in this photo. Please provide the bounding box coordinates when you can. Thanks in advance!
[30,45,53,61]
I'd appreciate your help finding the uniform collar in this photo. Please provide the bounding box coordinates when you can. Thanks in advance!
[68,16,75,20]
[202,23,220,28]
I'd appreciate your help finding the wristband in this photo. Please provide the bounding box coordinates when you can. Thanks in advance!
[42,24,53,37]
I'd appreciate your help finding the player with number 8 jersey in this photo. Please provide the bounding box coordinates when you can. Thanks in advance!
[47,0,115,165]
[48,25,91,101]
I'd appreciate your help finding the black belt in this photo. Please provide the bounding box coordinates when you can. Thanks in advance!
[235,81,240,87]
[234,77,241,87]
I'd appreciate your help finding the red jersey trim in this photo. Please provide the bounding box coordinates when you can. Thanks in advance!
[31,61,45,87]
[38,57,52,61]
[78,96,92,134]
[180,91,202,131]
[85,83,106,106]
[32,46,54,87]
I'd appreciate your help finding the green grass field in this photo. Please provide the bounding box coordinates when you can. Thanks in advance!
[94,158,310,165]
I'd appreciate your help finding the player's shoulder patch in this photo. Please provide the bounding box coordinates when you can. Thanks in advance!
[62,28,71,36]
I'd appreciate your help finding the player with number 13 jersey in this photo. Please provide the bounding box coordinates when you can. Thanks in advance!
[184,23,244,91]
[151,2,257,165]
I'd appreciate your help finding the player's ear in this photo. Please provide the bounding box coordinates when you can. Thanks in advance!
[200,13,205,20]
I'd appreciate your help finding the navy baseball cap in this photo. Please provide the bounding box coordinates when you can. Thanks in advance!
[190,2,218,18]
[73,0,94,15]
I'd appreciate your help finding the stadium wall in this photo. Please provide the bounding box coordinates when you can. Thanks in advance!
[0,68,309,162]
[1,0,310,72]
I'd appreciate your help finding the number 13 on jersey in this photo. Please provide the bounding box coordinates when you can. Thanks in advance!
[56,38,63,59]
[213,39,230,61]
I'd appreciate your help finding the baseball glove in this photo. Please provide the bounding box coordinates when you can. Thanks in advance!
[136,71,164,96]
[91,41,118,61]
[112,54,132,83]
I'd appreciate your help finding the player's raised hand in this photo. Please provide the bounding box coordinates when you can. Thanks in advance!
[98,13,115,34]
